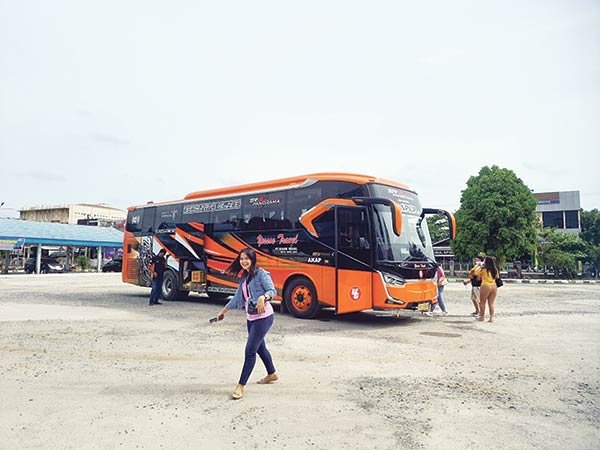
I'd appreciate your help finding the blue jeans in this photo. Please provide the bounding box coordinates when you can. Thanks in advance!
[150,277,162,304]
[431,285,447,312]
[239,314,275,385]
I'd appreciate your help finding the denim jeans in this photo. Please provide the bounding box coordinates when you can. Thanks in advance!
[149,277,162,304]
[239,314,275,385]
[431,285,447,312]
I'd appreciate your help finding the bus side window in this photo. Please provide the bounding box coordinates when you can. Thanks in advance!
[286,187,322,228]
[242,192,287,231]
[155,204,182,231]
[213,210,241,231]
[126,210,143,233]
[313,210,335,248]
[141,207,156,234]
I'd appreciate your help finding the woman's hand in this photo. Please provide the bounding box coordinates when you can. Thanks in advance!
[257,296,265,314]
[217,308,227,320]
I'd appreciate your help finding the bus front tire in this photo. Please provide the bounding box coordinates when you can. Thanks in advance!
[284,277,321,319]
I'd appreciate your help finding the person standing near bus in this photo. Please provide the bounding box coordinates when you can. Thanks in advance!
[149,248,168,305]
[463,256,483,316]
[429,265,448,315]
[215,248,278,400]
[477,256,499,322]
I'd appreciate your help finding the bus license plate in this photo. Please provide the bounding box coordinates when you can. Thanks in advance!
[417,302,430,312]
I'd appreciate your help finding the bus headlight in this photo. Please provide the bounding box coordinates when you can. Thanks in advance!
[382,272,406,286]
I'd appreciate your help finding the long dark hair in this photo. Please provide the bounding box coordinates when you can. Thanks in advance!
[484,256,498,279]
[226,247,258,281]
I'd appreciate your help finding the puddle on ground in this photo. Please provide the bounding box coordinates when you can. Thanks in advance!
[419,331,462,338]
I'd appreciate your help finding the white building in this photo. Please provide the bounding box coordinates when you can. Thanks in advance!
[19,204,126,227]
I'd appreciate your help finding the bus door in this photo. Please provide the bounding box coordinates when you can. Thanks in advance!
[335,206,373,314]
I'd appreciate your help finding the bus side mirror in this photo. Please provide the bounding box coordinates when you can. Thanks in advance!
[421,208,456,240]
[352,196,402,237]
[390,201,403,237]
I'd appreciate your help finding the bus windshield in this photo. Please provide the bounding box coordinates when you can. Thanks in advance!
[368,184,435,262]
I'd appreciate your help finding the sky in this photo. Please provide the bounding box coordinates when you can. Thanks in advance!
[1,0,599,219]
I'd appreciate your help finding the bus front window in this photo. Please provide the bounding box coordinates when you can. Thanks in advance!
[370,190,435,263]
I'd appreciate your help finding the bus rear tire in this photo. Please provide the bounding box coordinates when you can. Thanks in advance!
[162,270,189,301]
[284,277,321,319]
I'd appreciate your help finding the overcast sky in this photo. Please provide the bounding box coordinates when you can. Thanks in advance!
[1,0,599,219]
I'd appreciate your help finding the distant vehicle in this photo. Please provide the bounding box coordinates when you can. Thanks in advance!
[24,257,65,274]
[102,258,122,273]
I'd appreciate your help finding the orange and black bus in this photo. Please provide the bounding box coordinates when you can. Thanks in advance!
[122,173,455,318]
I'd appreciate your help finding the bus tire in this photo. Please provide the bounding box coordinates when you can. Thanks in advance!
[284,277,321,319]
[162,270,188,301]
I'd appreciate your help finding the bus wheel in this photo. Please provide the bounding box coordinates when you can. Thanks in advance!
[162,271,189,301]
[284,277,321,319]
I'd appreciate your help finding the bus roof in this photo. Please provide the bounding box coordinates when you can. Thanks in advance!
[183,173,412,200]
[129,173,413,210]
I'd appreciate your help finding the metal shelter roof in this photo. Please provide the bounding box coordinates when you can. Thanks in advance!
[0,218,123,248]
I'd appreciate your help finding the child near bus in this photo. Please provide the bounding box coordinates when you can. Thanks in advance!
[215,247,278,399]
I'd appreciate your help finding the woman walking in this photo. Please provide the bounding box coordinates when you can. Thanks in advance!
[477,256,500,322]
[216,248,278,399]
[429,265,449,316]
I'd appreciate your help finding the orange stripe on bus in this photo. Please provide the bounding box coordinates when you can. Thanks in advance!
[176,229,204,246]
[156,239,179,262]
[189,222,205,232]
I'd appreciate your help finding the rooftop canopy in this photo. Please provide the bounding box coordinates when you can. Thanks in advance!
[0,218,123,248]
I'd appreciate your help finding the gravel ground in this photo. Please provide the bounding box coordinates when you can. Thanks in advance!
[0,273,599,450]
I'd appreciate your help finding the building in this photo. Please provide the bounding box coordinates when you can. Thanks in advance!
[0,218,123,273]
[19,204,126,227]
[534,191,581,235]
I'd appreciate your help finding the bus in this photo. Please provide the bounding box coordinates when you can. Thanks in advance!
[122,173,455,318]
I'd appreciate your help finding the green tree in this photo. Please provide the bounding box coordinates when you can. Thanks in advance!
[538,228,587,277]
[452,166,538,267]
[580,209,600,276]
[581,209,600,245]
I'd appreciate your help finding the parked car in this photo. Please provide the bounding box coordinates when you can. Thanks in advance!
[102,258,122,273]
[24,257,65,274]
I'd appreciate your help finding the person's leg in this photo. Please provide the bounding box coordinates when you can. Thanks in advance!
[239,317,274,386]
[256,316,276,375]
[478,285,489,321]
[255,316,278,384]
[437,285,447,313]
[154,277,163,303]
[149,279,159,304]
[471,288,480,315]
[488,286,497,322]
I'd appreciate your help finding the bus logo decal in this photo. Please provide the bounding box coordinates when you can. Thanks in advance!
[183,199,241,215]
[249,196,282,207]
[257,235,277,246]
[350,287,361,301]
[257,233,299,246]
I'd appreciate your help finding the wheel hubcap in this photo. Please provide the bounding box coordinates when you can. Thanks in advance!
[292,286,312,311]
